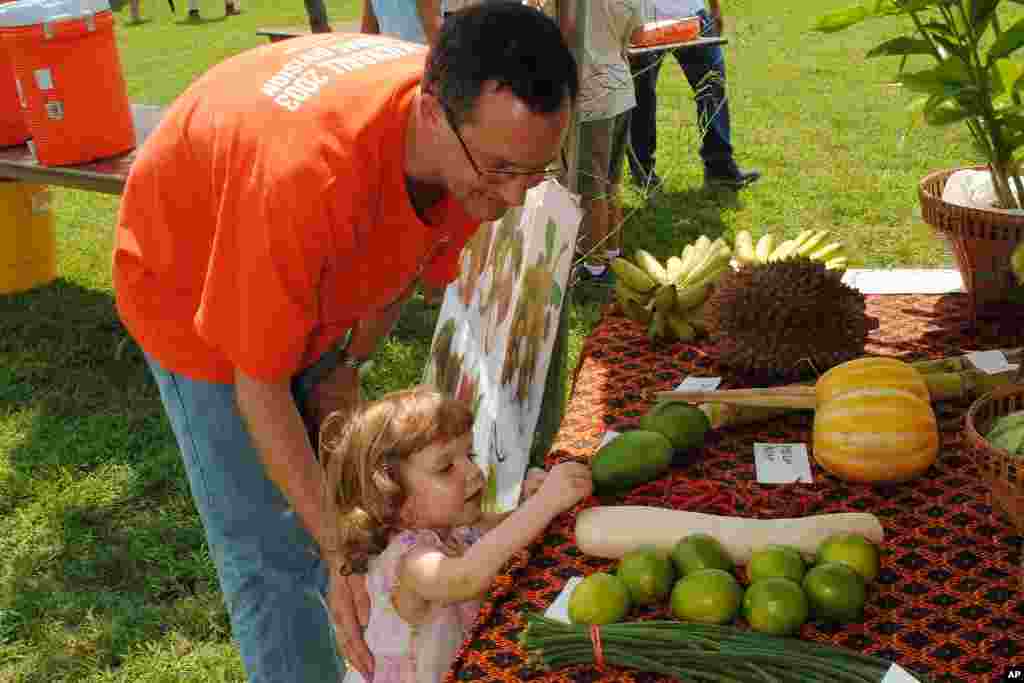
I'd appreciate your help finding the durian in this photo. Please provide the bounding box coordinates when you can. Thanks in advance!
[703,257,874,382]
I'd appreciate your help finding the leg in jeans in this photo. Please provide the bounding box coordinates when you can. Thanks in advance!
[627,50,662,181]
[145,354,345,683]
[673,9,735,176]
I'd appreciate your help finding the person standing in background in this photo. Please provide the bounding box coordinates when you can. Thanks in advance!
[362,0,441,46]
[628,0,760,191]
[568,0,646,281]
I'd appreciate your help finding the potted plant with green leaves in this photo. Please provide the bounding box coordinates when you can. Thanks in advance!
[813,0,1024,315]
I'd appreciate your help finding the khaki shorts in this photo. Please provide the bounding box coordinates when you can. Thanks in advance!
[576,110,632,199]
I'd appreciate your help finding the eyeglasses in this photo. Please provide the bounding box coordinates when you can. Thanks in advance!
[440,100,566,183]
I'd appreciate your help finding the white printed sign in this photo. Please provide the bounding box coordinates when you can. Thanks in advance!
[675,376,722,392]
[881,663,922,682]
[754,443,813,484]
[544,575,583,624]
[966,350,1019,374]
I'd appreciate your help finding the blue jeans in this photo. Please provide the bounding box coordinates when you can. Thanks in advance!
[628,9,736,177]
[146,351,347,682]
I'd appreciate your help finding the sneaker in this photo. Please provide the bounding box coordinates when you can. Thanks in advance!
[704,167,761,191]
[575,263,615,287]
[187,8,200,19]
[225,2,240,14]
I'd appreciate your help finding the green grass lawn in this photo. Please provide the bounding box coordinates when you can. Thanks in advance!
[0,0,992,679]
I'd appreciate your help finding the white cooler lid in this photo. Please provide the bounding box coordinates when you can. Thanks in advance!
[0,0,110,27]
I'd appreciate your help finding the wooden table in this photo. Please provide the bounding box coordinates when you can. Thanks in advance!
[0,104,164,195]
[447,294,1024,683]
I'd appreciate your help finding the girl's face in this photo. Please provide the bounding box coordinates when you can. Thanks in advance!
[398,433,486,530]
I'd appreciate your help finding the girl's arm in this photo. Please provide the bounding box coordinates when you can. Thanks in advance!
[398,462,591,605]
[417,0,441,46]
[475,466,546,532]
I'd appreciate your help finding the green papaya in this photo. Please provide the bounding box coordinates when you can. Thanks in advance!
[591,430,673,495]
[639,401,710,453]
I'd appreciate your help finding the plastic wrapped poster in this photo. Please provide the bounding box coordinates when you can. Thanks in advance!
[425,179,582,511]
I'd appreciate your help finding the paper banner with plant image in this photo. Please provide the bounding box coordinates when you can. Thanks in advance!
[425,180,582,512]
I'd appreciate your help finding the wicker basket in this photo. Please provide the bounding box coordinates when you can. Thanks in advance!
[964,383,1024,530]
[918,166,1024,310]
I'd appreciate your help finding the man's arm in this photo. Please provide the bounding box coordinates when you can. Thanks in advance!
[361,0,380,34]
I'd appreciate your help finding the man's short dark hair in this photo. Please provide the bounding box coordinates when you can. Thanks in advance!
[423,2,578,127]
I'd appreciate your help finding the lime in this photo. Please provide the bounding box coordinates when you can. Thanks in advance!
[638,401,711,452]
[672,533,734,577]
[568,572,631,625]
[816,533,880,584]
[670,568,743,625]
[747,544,806,584]
[742,577,809,636]
[617,546,676,606]
[802,562,867,623]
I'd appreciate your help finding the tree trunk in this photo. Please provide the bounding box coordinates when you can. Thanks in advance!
[304,0,331,33]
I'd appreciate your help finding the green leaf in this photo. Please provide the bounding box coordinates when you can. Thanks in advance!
[989,18,1024,62]
[993,59,1024,97]
[812,4,870,32]
[545,218,555,259]
[549,280,562,308]
[924,96,972,125]
[866,36,934,58]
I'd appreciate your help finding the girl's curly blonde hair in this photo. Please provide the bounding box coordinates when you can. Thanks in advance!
[319,385,474,575]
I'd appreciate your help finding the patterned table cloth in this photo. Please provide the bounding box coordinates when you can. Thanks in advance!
[446,294,1024,683]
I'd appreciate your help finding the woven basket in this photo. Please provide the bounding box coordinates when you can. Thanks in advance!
[964,383,1024,531]
[918,166,1024,308]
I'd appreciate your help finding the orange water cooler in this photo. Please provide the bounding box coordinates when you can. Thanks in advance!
[0,0,134,166]
[0,0,28,147]
[0,180,55,294]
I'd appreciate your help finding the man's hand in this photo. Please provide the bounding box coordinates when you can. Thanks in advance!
[328,571,373,679]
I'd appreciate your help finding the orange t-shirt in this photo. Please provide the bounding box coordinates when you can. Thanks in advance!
[114,34,479,384]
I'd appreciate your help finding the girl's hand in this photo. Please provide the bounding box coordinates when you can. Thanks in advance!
[535,461,592,513]
[520,467,547,500]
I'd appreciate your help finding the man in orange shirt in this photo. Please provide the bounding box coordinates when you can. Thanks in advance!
[112,5,577,681]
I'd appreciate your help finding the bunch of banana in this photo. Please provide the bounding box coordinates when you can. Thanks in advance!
[733,229,848,273]
[611,236,732,343]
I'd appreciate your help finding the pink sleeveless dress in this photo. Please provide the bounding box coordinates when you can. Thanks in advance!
[344,526,483,683]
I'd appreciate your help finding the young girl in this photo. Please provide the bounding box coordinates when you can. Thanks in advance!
[322,386,592,682]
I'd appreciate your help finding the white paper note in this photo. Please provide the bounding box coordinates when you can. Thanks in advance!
[881,663,921,682]
[544,576,584,624]
[598,430,621,449]
[754,443,813,484]
[966,350,1020,374]
[675,376,722,391]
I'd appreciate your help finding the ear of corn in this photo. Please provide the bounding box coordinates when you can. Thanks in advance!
[734,230,756,264]
[611,257,657,292]
[635,249,670,285]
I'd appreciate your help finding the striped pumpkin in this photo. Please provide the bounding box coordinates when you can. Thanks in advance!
[813,358,939,484]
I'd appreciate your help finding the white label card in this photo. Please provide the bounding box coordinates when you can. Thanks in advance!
[754,443,813,484]
[675,376,722,391]
[881,663,921,682]
[544,576,583,624]
[966,350,1019,374]
[598,430,621,449]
